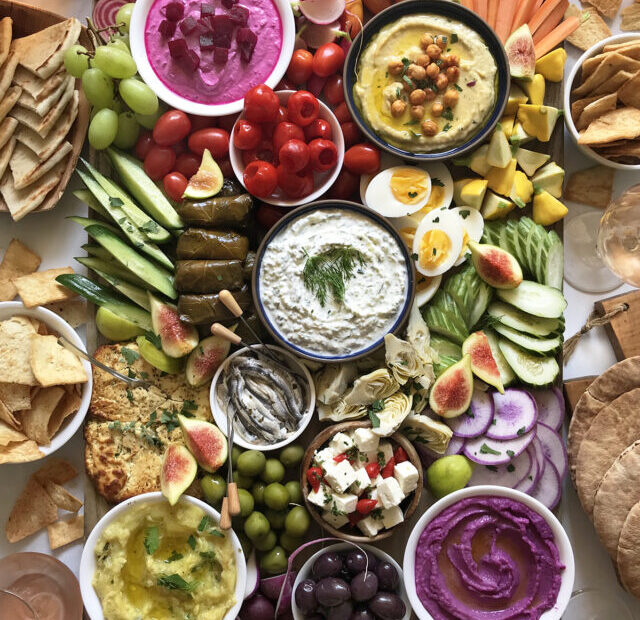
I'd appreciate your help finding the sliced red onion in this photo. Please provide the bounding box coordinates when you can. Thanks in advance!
[466,80,476,87]
[299,0,346,25]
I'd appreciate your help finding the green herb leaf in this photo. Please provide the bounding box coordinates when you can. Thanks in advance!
[517,427,526,436]
[109,197,124,208]
[459,209,470,219]
[198,516,210,532]
[187,535,196,550]
[453,83,463,92]
[411,252,419,261]
[506,464,515,472]
[145,331,162,350]
[450,33,458,43]
[157,574,200,593]
[121,346,139,365]
[144,526,159,555]
[140,220,159,234]
[443,122,452,132]
[442,107,454,121]
[166,551,184,563]
[403,119,419,126]
[126,388,134,402]
[368,410,380,428]
[479,443,501,455]
[431,178,444,187]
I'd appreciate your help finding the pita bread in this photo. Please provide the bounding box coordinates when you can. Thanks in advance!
[21,386,65,445]
[573,52,640,97]
[0,439,43,463]
[566,6,612,52]
[0,238,41,301]
[578,107,640,145]
[0,116,16,150]
[47,513,83,549]
[13,18,81,79]
[15,90,78,160]
[564,165,615,208]
[575,388,640,516]
[35,76,75,139]
[9,104,40,130]
[5,476,57,542]
[10,141,72,190]
[0,17,10,67]
[584,0,623,18]
[16,75,72,118]
[0,136,15,180]
[0,51,18,101]
[34,457,77,484]
[571,95,602,122]
[0,383,30,412]
[13,66,65,101]
[43,479,82,512]
[44,297,86,328]
[0,399,20,429]
[618,500,640,597]
[47,388,82,437]
[618,69,640,108]
[593,70,635,95]
[576,93,617,131]
[0,85,20,124]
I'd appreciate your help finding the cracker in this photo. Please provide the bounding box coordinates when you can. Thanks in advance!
[592,70,634,95]
[13,267,74,308]
[0,316,37,385]
[5,476,57,542]
[618,69,640,108]
[0,439,43,464]
[29,334,88,386]
[578,107,640,145]
[571,95,602,122]
[47,513,83,550]
[0,382,30,412]
[564,165,615,208]
[43,298,86,328]
[0,420,26,445]
[0,398,20,429]
[0,163,65,221]
[573,51,640,97]
[20,386,65,445]
[47,388,82,438]
[621,3,640,30]
[42,479,82,512]
[566,6,612,52]
[0,238,40,301]
[597,140,640,158]
[0,17,10,66]
[584,0,622,18]
[34,457,77,484]
[577,93,617,130]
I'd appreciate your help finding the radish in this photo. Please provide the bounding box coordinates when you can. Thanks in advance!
[244,551,259,599]
[301,21,344,49]
[299,0,346,25]
[445,435,465,455]
[468,446,533,488]
[486,388,538,440]
[514,446,541,494]
[530,387,565,431]
[260,570,297,616]
[447,389,494,438]
[530,457,562,510]
[464,428,536,465]
[535,422,568,480]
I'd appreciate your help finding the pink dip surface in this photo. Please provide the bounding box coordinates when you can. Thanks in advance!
[145,0,283,105]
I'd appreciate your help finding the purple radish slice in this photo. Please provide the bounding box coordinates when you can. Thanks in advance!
[529,457,562,510]
[535,422,568,480]
[530,387,565,431]
[464,428,536,465]
[514,446,540,494]
[301,22,342,49]
[446,389,494,438]
[299,0,346,25]
[467,447,533,488]
[486,388,538,440]
[445,435,465,455]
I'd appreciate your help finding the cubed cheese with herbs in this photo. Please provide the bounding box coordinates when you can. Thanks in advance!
[369,487,379,503]
[329,432,354,454]
[324,460,357,493]
[314,447,337,469]
[394,461,419,495]
[350,468,372,495]
[378,441,394,465]
[308,484,332,509]
[377,477,405,509]
[381,506,404,529]
[322,510,349,529]
[357,515,383,537]
[353,428,380,453]
[330,491,358,515]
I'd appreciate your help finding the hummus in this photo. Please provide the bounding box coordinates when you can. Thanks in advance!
[258,208,410,357]
[415,496,564,620]
[93,501,237,620]
[354,15,497,152]
[145,0,282,105]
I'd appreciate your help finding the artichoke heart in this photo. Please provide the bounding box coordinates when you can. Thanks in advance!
[372,392,413,437]
[343,368,399,406]
[406,302,438,366]
[401,413,453,454]
[384,333,426,385]
[314,363,359,406]
[317,398,367,422]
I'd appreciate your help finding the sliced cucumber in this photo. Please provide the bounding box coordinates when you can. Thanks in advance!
[493,323,562,354]
[85,224,177,299]
[484,329,516,387]
[73,189,110,219]
[443,263,480,327]
[430,335,462,360]
[91,268,151,310]
[468,282,493,329]
[486,301,561,336]
[497,338,559,387]
[68,216,123,238]
[81,244,113,261]
[56,274,152,331]
[76,256,147,288]
[542,231,563,290]
[424,292,469,345]
[496,280,566,319]
[506,219,525,268]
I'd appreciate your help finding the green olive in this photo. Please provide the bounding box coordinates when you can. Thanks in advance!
[232,446,242,468]
[251,481,266,505]
[244,511,270,541]
[284,506,310,537]
[232,471,254,489]
[237,488,255,518]
[279,444,304,468]
[200,474,226,505]
[284,481,303,504]
[265,509,287,530]
[237,450,266,477]
[263,482,290,511]
[260,546,288,576]
[253,530,277,552]
[279,531,303,554]
[237,532,253,557]
[261,458,286,483]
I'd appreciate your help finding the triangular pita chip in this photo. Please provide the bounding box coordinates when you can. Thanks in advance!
[618,69,640,108]
[0,136,15,181]
[34,457,77,484]
[44,297,86,328]
[17,75,72,117]
[0,382,30,412]
[0,238,41,301]
[5,476,57,542]
[47,388,82,438]
[10,141,72,190]
[621,3,640,31]
[0,117,17,150]
[597,141,640,158]
[0,50,17,100]
[47,513,83,549]
[12,66,65,101]
[0,17,11,66]
[9,104,40,131]
[14,266,75,307]
[573,51,638,97]
[566,6,612,52]
[35,77,75,138]
[0,398,20,429]
[0,420,26,445]
[29,334,88,386]
[43,479,82,512]
[593,70,634,95]
[0,85,21,124]
[0,439,43,464]
[577,93,618,130]
[0,316,37,385]
[584,0,622,19]
[564,165,615,208]
[579,108,640,145]
[20,386,65,445]
[571,95,602,122]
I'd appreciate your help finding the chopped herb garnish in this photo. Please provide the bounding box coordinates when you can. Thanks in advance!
[369,410,381,428]
[459,209,470,219]
[507,464,515,472]
[453,83,463,91]
[442,107,454,121]
[198,516,210,532]
[486,465,498,472]
[479,443,501,455]
[187,535,196,550]
[443,122,452,132]
[431,178,444,187]
[144,526,159,555]
[432,216,440,223]
[140,220,159,234]
[450,33,459,43]
[181,400,197,416]
[506,449,515,458]
[517,427,526,436]
[411,252,419,261]
[145,331,162,350]
[126,389,134,402]
[403,119,419,126]
[408,191,418,198]
[121,346,139,365]
[157,574,200,594]
[166,551,184,563]
[109,197,124,207]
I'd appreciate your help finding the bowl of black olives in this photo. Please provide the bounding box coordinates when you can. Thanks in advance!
[291,543,410,620]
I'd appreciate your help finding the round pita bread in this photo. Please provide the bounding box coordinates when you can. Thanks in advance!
[617,500,640,598]
[593,440,640,557]
[575,388,640,517]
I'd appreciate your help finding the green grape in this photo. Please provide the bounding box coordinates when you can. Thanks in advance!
[88,108,118,150]
[93,46,137,80]
[110,32,130,49]
[64,45,89,78]
[81,68,115,110]
[113,111,140,149]
[115,3,135,33]
[119,78,158,115]
[108,38,131,54]
[136,106,165,130]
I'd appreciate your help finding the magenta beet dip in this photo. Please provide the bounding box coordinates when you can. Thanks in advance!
[144,0,283,105]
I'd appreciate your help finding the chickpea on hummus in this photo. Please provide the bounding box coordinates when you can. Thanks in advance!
[354,14,498,152]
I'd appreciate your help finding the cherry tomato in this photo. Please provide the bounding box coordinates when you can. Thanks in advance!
[308,138,338,172]
[144,146,176,180]
[233,119,262,150]
[242,139,275,166]
[244,160,278,198]
[394,446,408,463]
[312,43,345,78]
[188,128,230,159]
[344,143,381,175]
[277,165,314,199]
[286,49,314,85]
[188,114,215,131]
[218,158,233,178]
[340,121,362,148]
[327,169,359,200]
[272,122,305,156]
[175,152,200,179]
[171,139,187,155]
[334,101,352,124]
[348,512,365,527]
[256,202,287,231]
[163,171,188,201]
[304,118,332,141]
[217,114,237,133]
[135,131,155,160]
[244,84,280,123]
[152,110,191,146]
[333,453,348,463]
[279,139,309,172]
[306,467,323,493]
[287,91,320,127]
[323,74,345,106]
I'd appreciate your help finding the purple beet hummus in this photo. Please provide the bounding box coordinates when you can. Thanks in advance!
[415,496,564,620]
[145,0,283,105]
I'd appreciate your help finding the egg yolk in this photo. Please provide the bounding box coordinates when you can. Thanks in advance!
[399,226,416,249]
[416,275,434,291]
[390,168,430,206]
[459,228,470,258]
[419,229,452,270]
[423,186,445,211]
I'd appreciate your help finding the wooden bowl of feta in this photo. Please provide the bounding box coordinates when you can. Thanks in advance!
[301,421,423,543]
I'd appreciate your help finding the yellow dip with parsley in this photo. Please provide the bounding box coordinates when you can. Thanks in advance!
[93,501,236,620]
[354,14,497,152]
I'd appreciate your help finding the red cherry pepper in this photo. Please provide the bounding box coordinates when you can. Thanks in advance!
[365,462,380,479]
[348,512,365,527]
[394,446,408,463]
[356,498,378,515]
[306,467,323,493]
[333,453,348,463]
[381,456,395,479]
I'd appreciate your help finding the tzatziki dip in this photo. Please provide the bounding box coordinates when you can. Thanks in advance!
[258,208,410,357]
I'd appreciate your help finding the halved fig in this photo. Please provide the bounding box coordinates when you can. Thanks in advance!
[161,444,197,506]
[468,241,523,289]
[183,149,223,200]
[179,415,228,473]
[185,334,231,387]
[462,331,504,394]
[505,24,535,80]
[149,292,199,358]
[429,354,474,418]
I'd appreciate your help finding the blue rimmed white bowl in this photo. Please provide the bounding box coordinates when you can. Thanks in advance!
[342,0,510,162]
[252,200,416,363]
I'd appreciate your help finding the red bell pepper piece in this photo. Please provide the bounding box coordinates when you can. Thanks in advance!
[365,462,380,479]
[356,498,378,515]
[394,446,408,463]
[381,456,395,479]
[333,453,348,463]
[306,467,323,492]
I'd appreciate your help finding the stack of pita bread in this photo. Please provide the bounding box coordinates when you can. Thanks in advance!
[0,16,82,221]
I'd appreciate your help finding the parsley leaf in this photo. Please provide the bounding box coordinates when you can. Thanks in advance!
[453,83,463,91]
[442,107,454,121]
[443,122,452,132]
[198,516,210,532]
[126,388,134,402]
[121,346,139,365]
[157,574,200,593]
[479,443,501,455]
[144,526,159,555]
[187,535,196,550]
[140,220,159,234]
[144,331,162,350]
[431,178,444,187]
[109,197,124,208]
[459,209,470,219]
[450,33,459,43]
[166,551,183,563]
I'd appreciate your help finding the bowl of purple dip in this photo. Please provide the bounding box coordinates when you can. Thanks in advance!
[129,0,295,116]
[402,485,574,620]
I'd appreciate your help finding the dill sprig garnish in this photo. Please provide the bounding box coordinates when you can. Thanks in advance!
[302,246,366,307]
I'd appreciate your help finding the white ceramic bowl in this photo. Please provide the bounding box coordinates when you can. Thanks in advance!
[291,542,411,620]
[229,90,345,207]
[403,485,575,620]
[80,493,247,620]
[0,301,92,460]
[129,0,295,116]
[564,32,640,171]
[210,344,315,451]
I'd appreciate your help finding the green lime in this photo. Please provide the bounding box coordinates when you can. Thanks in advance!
[426,455,474,499]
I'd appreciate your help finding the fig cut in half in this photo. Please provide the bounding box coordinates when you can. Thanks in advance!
[429,354,474,418]
[149,292,199,359]
[179,415,228,473]
[161,444,198,505]
[462,331,504,393]
[505,24,535,80]
[469,241,523,289]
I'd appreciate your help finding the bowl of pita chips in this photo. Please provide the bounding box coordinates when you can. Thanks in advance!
[565,33,640,170]
[0,301,92,465]
[0,1,90,221]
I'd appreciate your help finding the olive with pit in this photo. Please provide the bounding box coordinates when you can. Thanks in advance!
[237,450,266,476]
[237,488,255,517]
[285,505,310,537]
[326,600,353,620]
[279,444,304,467]
[315,577,351,607]
[232,471,253,489]
[265,509,287,530]
[295,579,318,614]
[253,530,277,551]
[260,545,288,576]
[285,480,303,504]
[312,552,343,579]
[368,592,406,620]
[261,458,285,483]
[200,474,226,505]
[232,446,241,468]
[252,481,266,505]
[280,531,303,553]
[244,511,270,541]
[264,482,289,510]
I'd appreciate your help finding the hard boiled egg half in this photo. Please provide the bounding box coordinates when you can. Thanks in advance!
[450,206,484,266]
[365,166,432,217]
[412,209,464,278]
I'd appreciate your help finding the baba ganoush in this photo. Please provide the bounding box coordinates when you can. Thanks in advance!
[354,14,498,152]
[258,208,410,357]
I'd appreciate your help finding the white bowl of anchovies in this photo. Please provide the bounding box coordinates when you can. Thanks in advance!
[210,344,316,451]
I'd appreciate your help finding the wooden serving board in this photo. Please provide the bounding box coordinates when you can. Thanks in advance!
[594,288,640,361]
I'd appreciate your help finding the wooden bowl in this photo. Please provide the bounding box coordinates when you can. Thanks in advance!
[301,420,423,543]
[0,0,91,216]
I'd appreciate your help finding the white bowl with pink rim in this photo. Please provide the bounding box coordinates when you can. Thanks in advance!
[0,301,92,460]
[403,485,575,620]
[229,90,345,206]
[129,0,295,116]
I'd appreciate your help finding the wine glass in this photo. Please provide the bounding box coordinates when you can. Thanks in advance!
[563,587,634,620]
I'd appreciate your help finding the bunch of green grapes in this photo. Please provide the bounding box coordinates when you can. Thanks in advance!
[64,4,163,151]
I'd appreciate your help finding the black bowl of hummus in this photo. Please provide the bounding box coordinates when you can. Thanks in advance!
[252,200,415,363]
[343,0,510,161]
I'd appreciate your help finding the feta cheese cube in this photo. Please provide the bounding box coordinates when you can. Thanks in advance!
[314,447,337,468]
[329,432,354,454]
[372,475,383,488]
[364,451,380,466]
[357,515,382,537]
[394,461,419,495]
[378,441,394,465]
[381,506,404,529]
[324,460,357,493]
[353,428,379,453]
[377,477,405,509]
[307,484,332,509]
[322,510,349,529]
[330,492,358,515]
[369,488,379,503]
[350,468,372,495]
